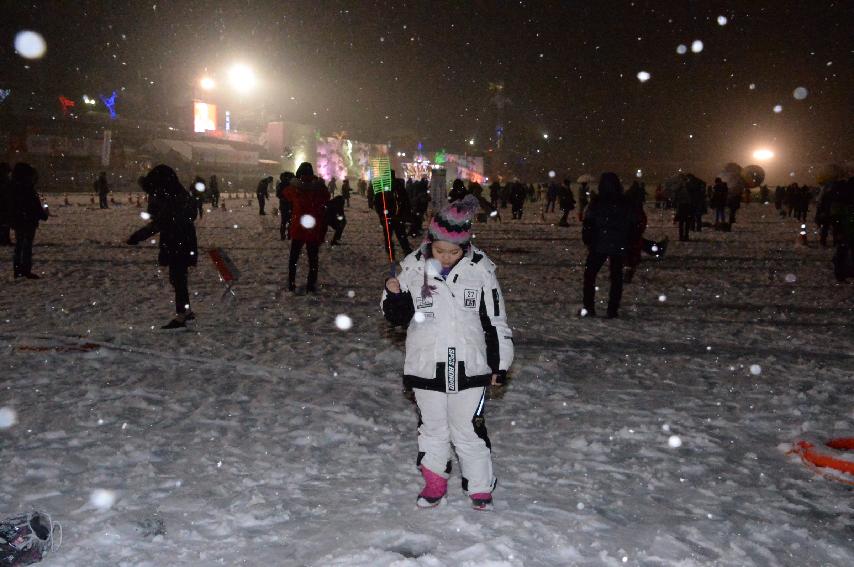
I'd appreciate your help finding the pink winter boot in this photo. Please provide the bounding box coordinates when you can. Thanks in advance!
[416,466,448,508]
[469,492,493,511]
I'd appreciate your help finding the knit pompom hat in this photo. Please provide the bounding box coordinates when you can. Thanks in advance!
[424,194,480,249]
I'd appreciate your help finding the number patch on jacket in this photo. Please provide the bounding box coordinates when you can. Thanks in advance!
[464,289,478,309]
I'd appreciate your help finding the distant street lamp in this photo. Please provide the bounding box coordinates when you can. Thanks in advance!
[199,77,216,91]
[228,64,257,94]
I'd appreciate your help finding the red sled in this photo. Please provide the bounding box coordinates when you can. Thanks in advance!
[208,247,240,297]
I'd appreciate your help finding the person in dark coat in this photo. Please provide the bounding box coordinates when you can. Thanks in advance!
[581,172,636,318]
[830,178,854,281]
[0,162,12,245]
[10,163,49,279]
[325,194,347,246]
[257,176,272,215]
[673,179,692,241]
[448,178,468,203]
[711,178,728,228]
[127,164,198,328]
[409,178,431,236]
[774,185,785,217]
[209,175,220,208]
[94,171,110,209]
[794,184,811,222]
[578,182,590,221]
[687,176,707,232]
[375,177,413,258]
[509,181,526,219]
[276,171,294,241]
[727,184,742,225]
[557,180,576,226]
[191,176,206,219]
[545,182,558,213]
[341,178,351,208]
[489,180,501,209]
[283,162,330,292]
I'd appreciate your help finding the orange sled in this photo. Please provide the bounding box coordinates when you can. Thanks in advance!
[791,436,854,485]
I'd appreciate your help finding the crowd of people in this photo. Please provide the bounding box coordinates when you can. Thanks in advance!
[3,161,854,328]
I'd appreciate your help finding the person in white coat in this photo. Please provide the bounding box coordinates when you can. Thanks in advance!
[381,195,514,511]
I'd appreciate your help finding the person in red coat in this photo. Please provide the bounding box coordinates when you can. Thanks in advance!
[283,162,330,292]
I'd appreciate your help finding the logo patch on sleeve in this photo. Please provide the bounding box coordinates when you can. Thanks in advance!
[416,295,434,309]
[464,289,478,308]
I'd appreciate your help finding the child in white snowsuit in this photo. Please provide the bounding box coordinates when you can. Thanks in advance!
[381,195,514,510]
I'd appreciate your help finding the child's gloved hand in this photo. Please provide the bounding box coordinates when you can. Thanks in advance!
[385,277,401,294]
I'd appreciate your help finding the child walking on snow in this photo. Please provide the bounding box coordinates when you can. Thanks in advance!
[381,195,514,510]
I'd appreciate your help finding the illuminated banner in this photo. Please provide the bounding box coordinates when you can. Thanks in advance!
[194,101,217,133]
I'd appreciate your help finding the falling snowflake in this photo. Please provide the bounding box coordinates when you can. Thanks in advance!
[413,312,426,323]
[717,15,728,26]
[691,40,704,53]
[548,170,556,178]
[140,212,151,220]
[334,314,353,330]
[749,83,756,90]
[773,104,783,113]
[636,71,651,83]
[793,87,808,100]
[14,30,47,59]
[658,294,667,302]
[300,214,316,229]
[194,181,205,192]
[676,44,687,55]
[749,364,762,376]
[347,290,355,298]
[668,435,683,448]
[0,407,17,429]
[784,273,797,283]
[90,489,117,511]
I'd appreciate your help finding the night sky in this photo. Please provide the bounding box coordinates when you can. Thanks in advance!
[2,1,852,183]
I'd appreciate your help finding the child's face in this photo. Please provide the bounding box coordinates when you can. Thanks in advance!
[431,241,464,269]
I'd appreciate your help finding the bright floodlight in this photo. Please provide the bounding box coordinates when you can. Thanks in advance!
[199,77,215,91]
[753,148,774,161]
[228,63,257,94]
[14,30,47,59]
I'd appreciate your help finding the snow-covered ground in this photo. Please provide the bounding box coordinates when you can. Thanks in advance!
[2,193,853,566]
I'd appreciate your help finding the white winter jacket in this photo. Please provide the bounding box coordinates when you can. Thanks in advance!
[381,246,514,392]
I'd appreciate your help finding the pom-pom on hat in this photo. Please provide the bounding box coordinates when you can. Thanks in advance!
[426,194,480,247]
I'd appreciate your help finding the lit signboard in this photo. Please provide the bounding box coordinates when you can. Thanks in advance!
[194,101,217,133]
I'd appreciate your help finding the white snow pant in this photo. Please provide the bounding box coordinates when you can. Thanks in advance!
[414,387,495,495]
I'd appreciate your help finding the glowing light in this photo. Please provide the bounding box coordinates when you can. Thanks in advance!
[773,104,783,113]
[793,87,808,100]
[228,63,257,94]
[668,435,683,448]
[542,133,549,139]
[749,364,762,376]
[99,91,118,119]
[14,30,46,59]
[82,94,97,105]
[748,83,756,90]
[636,169,643,178]
[753,148,774,161]
[469,139,475,146]
[676,44,687,55]
[636,71,651,83]
[691,40,704,53]
[717,15,728,26]
[194,181,205,192]
[199,76,215,91]
[140,212,151,220]
[548,170,556,178]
